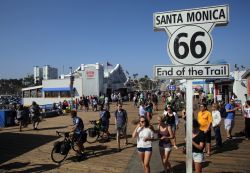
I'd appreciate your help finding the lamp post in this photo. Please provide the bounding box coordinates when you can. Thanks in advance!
[69,67,74,110]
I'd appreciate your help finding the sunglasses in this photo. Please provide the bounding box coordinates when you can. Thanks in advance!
[140,120,145,123]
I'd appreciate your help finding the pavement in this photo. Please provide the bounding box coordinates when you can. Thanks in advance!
[125,140,164,173]
[0,101,250,173]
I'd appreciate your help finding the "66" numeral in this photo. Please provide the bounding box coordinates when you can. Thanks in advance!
[174,32,206,59]
[168,25,212,65]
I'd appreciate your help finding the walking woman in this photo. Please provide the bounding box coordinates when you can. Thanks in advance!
[157,115,174,173]
[193,119,205,173]
[211,103,222,147]
[163,105,179,149]
[197,103,212,156]
[16,104,24,132]
[132,116,154,173]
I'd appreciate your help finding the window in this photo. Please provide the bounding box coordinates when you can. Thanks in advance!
[37,89,42,98]
[45,91,59,98]
[30,90,37,97]
[23,91,30,98]
[60,91,71,98]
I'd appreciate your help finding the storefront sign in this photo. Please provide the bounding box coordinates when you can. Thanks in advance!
[86,70,95,78]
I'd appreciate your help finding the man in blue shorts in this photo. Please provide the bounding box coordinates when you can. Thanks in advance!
[70,110,85,158]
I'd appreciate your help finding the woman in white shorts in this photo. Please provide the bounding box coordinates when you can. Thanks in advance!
[157,115,174,173]
[132,116,154,173]
[192,119,205,173]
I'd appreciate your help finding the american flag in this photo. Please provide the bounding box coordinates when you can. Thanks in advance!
[107,62,113,66]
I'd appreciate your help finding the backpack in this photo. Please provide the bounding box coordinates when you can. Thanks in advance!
[115,109,127,126]
[220,107,227,118]
[106,111,111,119]
[60,142,70,155]
[54,141,63,153]
[81,131,87,143]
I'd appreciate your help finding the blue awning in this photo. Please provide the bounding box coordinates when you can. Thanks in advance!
[42,87,71,92]
[192,81,210,84]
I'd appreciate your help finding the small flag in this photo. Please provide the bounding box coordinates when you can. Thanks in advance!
[107,62,113,66]
[133,73,138,78]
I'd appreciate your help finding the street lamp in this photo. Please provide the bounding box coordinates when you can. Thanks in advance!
[69,67,74,110]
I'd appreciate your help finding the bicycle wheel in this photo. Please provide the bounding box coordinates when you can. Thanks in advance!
[86,128,99,144]
[72,142,78,152]
[51,146,68,164]
[98,131,109,143]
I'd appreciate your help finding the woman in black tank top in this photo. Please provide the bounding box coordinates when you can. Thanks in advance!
[157,115,174,173]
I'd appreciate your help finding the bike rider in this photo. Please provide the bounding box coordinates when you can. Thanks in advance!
[70,110,85,158]
[99,106,111,139]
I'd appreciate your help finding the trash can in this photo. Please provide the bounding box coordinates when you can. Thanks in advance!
[0,110,16,127]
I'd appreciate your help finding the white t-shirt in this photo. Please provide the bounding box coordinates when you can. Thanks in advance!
[244,107,250,118]
[212,110,221,127]
[136,127,154,148]
[139,106,145,116]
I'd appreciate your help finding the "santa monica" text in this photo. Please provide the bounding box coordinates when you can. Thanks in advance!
[154,5,228,28]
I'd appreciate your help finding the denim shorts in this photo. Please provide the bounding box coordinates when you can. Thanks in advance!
[193,152,204,163]
[137,147,152,152]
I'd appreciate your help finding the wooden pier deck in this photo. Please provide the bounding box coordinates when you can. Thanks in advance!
[0,102,249,173]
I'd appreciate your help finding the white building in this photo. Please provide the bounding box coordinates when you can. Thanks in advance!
[23,63,127,106]
[33,65,58,83]
[33,66,43,83]
[43,65,58,80]
[232,70,247,103]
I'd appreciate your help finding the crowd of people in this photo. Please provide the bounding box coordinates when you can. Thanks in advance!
[130,91,250,173]
[3,90,250,173]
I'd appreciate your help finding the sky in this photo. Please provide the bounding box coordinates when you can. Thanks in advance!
[0,0,249,79]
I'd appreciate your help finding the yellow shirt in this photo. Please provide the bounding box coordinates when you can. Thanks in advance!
[198,110,213,131]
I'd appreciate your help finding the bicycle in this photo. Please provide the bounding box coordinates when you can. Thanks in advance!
[86,120,109,144]
[51,131,86,164]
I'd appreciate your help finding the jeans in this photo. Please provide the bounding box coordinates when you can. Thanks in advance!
[213,126,222,147]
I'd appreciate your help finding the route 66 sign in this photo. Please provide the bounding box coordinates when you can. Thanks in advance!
[168,25,212,65]
[154,5,229,65]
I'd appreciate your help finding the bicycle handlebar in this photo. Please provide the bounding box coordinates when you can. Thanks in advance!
[56,131,71,137]
[89,120,97,124]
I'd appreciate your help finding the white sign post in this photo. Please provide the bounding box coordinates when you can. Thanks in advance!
[153,5,229,173]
